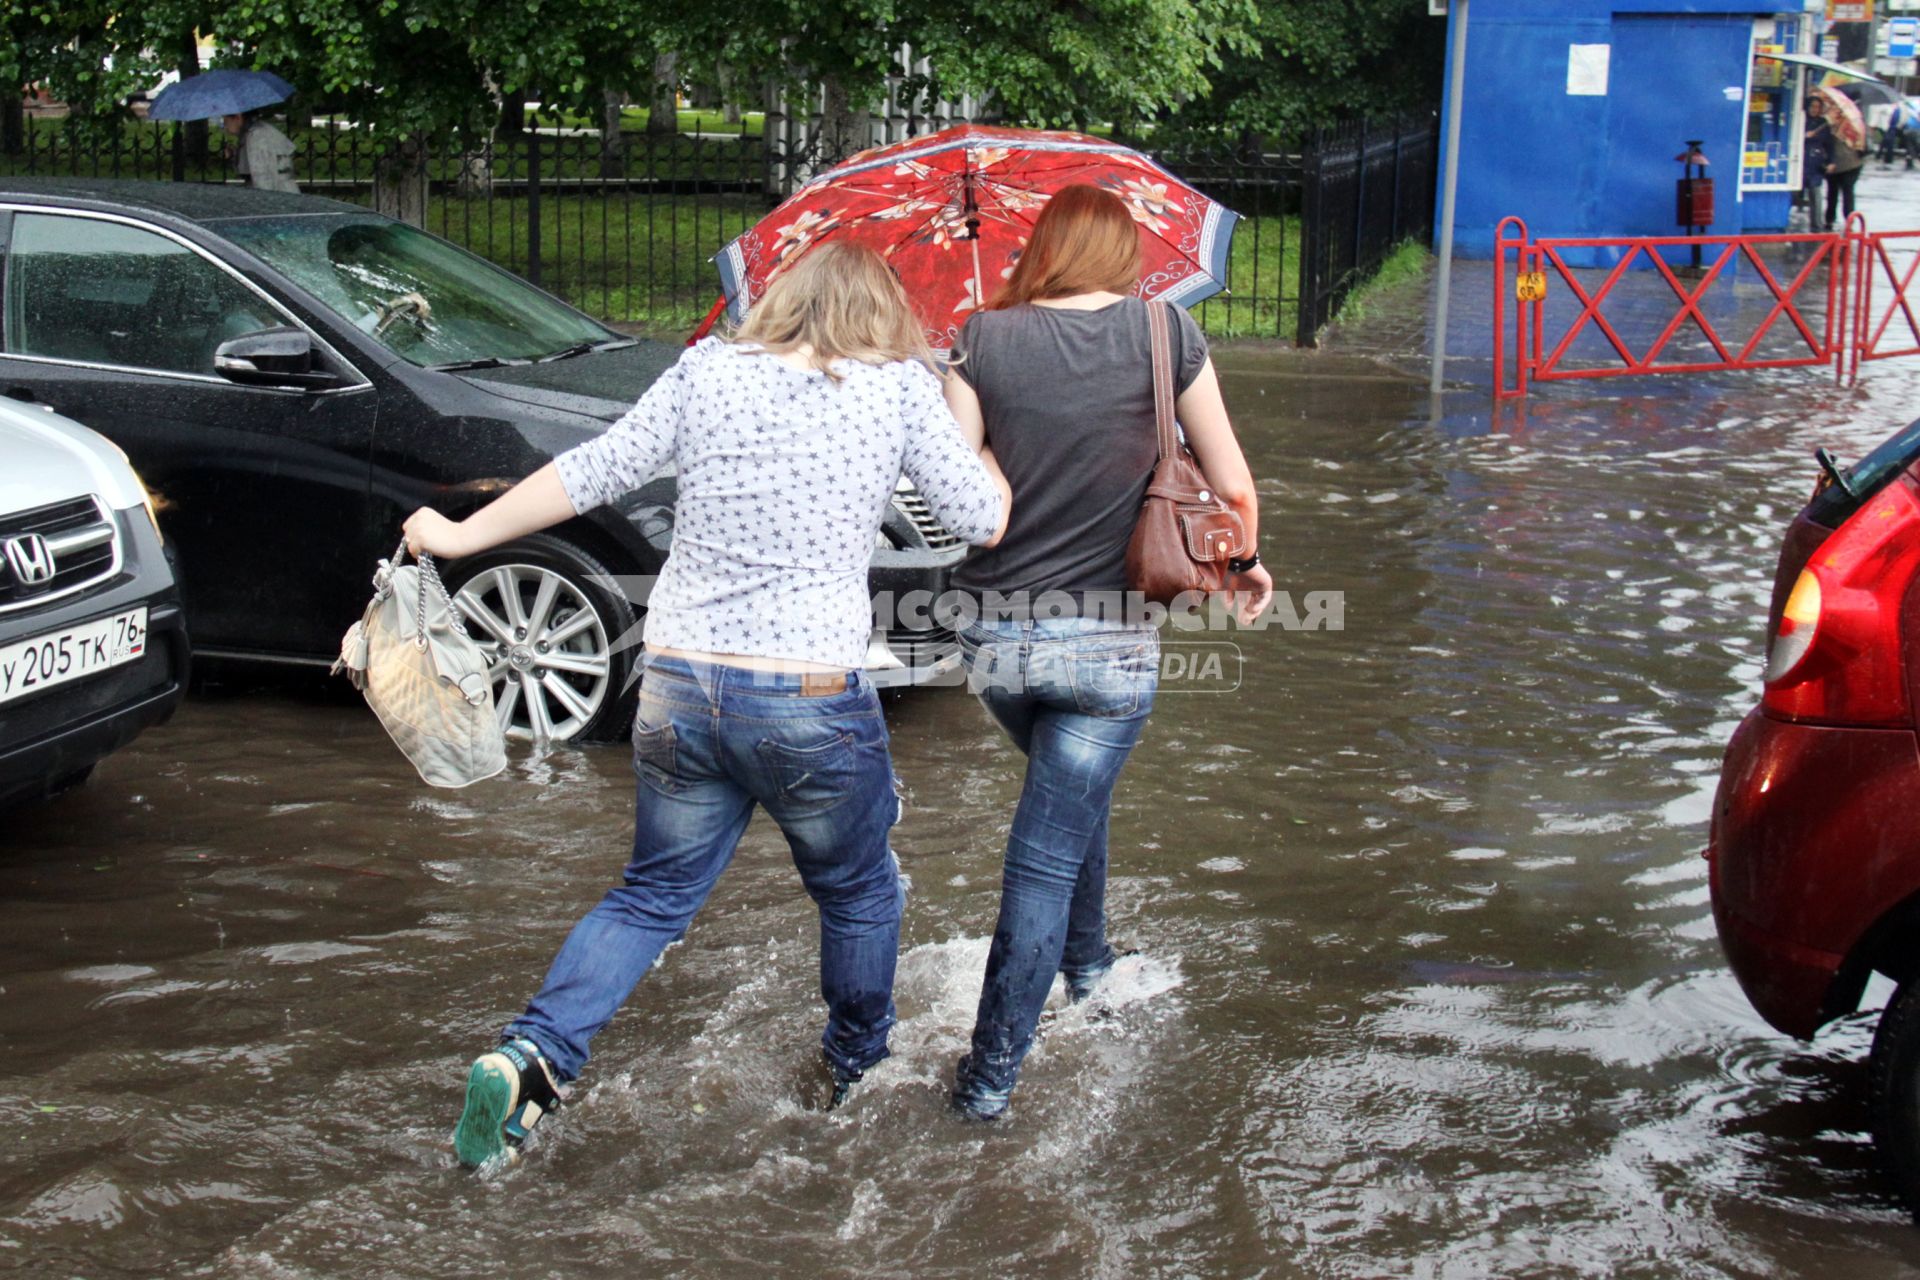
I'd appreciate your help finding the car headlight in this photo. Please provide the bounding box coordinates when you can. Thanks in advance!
[133,472,165,545]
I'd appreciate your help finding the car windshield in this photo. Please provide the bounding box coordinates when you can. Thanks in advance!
[218,214,617,367]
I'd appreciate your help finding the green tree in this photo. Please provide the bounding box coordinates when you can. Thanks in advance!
[216,0,683,214]
[1165,0,1445,143]
[920,0,1257,132]
[702,0,1255,156]
[0,0,212,138]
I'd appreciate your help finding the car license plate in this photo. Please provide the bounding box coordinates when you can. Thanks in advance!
[0,607,148,706]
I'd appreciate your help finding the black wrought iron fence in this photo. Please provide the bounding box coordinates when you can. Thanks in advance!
[1298,113,1440,344]
[2,111,1437,344]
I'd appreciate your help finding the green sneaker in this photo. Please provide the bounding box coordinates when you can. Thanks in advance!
[826,1060,863,1112]
[455,1038,561,1170]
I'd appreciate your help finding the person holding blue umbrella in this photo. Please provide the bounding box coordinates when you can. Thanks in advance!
[147,69,299,193]
[223,109,298,192]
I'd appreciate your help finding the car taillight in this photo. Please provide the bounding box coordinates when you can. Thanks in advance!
[1761,474,1920,727]
[1763,570,1821,683]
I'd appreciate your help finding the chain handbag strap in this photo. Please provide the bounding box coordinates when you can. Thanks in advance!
[388,538,472,648]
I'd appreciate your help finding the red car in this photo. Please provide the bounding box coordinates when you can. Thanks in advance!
[1709,421,1920,1220]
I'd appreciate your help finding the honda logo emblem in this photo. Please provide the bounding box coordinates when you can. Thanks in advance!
[4,534,55,586]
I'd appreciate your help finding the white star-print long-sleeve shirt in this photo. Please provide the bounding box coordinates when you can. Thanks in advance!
[554,338,1003,669]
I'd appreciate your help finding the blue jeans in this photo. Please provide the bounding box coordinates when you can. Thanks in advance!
[504,654,903,1083]
[953,617,1159,1106]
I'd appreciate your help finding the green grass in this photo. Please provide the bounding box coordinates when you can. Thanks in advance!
[1329,239,1432,329]
[526,107,765,138]
[409,190,770,332]
[1188,214,1301,341]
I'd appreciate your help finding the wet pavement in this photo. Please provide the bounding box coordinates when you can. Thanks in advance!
[10,187,1920,1277]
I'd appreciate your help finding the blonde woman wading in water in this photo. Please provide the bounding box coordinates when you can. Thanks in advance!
[404,243,1010,1168]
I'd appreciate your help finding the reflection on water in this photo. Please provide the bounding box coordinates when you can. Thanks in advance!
[4,356,1920,1276]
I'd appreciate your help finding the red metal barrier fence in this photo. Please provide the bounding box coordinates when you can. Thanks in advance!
[1854,226,1920,372]
[1494,213,1919,399]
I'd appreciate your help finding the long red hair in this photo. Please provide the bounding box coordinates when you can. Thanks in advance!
[988,185,1142,309]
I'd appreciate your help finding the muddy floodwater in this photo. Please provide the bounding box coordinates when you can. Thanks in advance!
[7,348,1920,1278]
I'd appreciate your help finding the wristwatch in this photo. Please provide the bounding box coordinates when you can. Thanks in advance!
[1228,551,1261,575]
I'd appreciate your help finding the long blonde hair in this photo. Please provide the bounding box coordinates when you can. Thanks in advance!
[735,242,936,380]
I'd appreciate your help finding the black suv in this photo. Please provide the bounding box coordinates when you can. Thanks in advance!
[0,180,967,744]
[0,399,189,808]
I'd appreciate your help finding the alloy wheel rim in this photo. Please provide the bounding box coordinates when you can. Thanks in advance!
[453,563,611,742]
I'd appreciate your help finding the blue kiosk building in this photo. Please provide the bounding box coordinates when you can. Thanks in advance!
[1440,1,1827,258]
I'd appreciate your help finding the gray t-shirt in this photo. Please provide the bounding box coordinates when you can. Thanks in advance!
[950,297,1208,602]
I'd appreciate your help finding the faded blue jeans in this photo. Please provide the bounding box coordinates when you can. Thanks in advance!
[505,654,903,1083]
[953,616,1159,1110]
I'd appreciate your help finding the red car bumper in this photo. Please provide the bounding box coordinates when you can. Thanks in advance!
[1710,890,1843,1039]
[1708,708,1920,1039]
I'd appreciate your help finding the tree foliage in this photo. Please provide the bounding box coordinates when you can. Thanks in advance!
[1,0,212,136]
[0,0,693,140]
[1165,0,1445,141]
[215,0,693,138]
[681,0,1256,154]
[2,0,1436,144]
[917,0,1257,129]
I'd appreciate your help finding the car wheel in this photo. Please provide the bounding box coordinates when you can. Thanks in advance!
[445,534,639,745]
[48,764,94,797]
[1870,975,1920,1220]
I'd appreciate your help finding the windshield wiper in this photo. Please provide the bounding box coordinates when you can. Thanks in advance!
[536,338,638,363]
[426,355,531,372]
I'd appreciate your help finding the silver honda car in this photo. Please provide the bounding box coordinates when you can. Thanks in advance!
[0,398,189,807]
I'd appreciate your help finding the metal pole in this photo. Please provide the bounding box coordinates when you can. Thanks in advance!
[528,115,543,287]
[1430,0,1470,397]
[1869,5,1882,79]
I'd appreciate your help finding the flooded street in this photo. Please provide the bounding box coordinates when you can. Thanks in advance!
[8,342,1920,1276]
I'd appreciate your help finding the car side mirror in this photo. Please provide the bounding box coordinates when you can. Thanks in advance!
[213,326,342,390]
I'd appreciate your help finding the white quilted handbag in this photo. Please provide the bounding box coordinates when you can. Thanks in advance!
[333,541,508,788]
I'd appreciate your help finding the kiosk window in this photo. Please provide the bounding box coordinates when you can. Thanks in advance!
[1745,15,1806,191]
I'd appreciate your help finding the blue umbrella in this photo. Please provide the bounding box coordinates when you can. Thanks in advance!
[146,70,294,121]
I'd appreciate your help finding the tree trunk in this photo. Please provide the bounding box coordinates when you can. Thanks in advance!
[177,33,209,167]
[819,75,869,165]
[1236,124,1263,163]
[457,142,493,198]
[647,53,679,136]
[2,94,23,157]
[374,134,429,225]
[499,90,526,138]
[457,69,503,199]
[718,64,742,126]
[599,89,625,177]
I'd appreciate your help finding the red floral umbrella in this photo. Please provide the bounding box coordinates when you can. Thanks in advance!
[705,124,1240,350]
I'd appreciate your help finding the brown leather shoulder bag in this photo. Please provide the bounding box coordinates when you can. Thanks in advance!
[1124,301,1247,604]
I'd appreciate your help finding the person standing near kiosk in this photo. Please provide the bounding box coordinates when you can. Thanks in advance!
[1804,93,1833,232]
[1825,121,1864,226]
